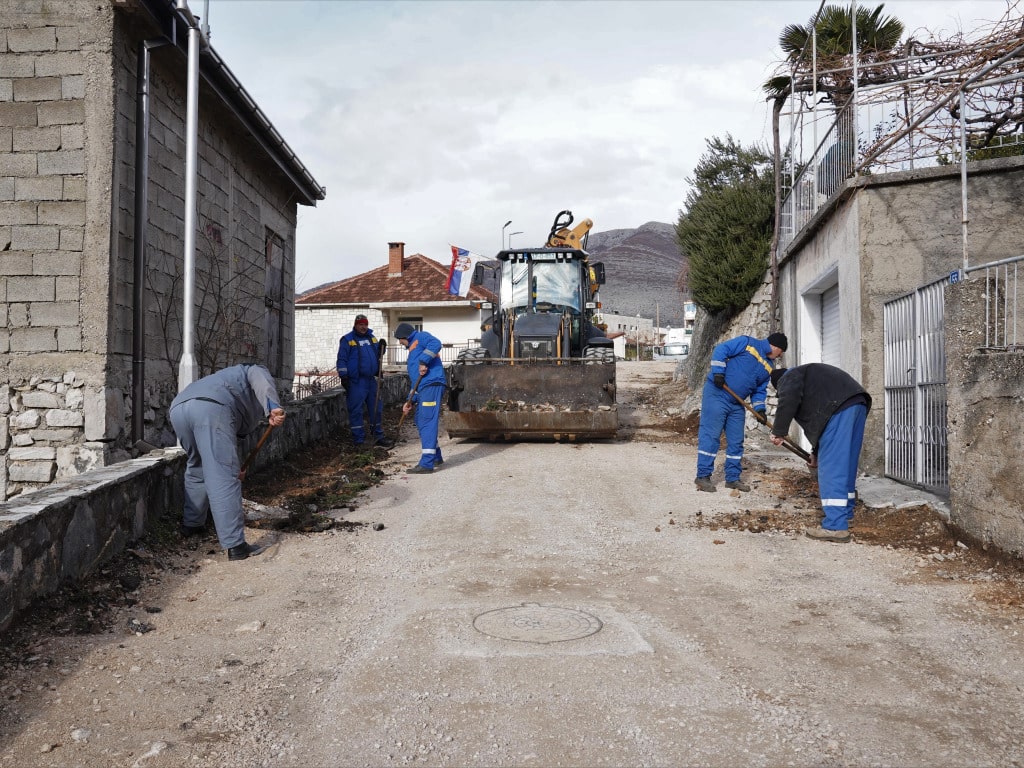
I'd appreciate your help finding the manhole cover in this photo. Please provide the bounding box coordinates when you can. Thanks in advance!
[473,603,603,644]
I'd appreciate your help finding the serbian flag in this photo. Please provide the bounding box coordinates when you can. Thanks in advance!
[446,245,481,297]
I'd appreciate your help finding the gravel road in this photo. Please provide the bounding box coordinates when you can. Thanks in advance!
[2,363,1022,768]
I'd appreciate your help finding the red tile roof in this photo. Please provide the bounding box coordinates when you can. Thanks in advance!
[296,254,495,305]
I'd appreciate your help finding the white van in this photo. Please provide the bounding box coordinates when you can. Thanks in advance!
[653,342,689,361]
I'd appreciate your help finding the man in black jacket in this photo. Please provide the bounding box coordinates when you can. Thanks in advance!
[769,364,871,543]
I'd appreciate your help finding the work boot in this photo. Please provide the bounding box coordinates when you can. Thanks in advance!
[179,523,207,537]
[406,465,434,474]
[227,541,266,561]
[375,437,396,449]
[804,526,851,543]
[695,476,716,493]
[725,479,751,492]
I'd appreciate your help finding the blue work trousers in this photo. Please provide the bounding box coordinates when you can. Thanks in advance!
[414,383,445,469]
[169,398,247,550]
[696,382,746,482]
[347,375,384,444]
[817,404,869,531]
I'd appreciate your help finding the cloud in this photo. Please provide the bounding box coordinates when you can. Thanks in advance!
[206,0,1012,291]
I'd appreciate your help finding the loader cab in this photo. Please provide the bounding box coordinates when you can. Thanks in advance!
[490,248,600,356]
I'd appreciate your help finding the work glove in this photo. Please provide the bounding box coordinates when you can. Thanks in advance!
[339,376,349,390]
[713,373,725,389]
[378,339,388,357]
[753,408,767,425]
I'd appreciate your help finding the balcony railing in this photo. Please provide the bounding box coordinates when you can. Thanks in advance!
[777,28,1024,254]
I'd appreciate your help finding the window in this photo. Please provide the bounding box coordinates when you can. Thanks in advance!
[265,229,286,376]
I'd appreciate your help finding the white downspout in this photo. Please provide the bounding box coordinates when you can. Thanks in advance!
[177,0,202,391]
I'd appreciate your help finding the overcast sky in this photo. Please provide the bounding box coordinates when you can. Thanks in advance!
[202,0,1011,292]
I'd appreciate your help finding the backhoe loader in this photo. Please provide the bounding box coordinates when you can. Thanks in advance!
[444,211,617,441]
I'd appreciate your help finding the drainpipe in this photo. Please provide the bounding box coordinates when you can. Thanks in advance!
[133,38,170,447]
[177,0,203,391]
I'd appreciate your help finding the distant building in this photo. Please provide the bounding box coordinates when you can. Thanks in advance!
[294,242,496,376]
[683,301,697,334]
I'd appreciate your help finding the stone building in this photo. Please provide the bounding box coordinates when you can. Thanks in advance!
[0,0,324,500]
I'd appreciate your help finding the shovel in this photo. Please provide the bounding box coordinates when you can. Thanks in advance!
[373,339,387,417]
[396,369,427,435]
[721,382,813,463]
[239,423,275,480]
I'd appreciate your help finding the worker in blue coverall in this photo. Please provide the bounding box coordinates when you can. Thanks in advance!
[695,332,788,493]
[394,322,446,473]
[337,314,394,449]
[770,364,872,543]
[169,364,286,561]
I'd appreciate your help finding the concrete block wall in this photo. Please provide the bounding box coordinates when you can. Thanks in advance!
[109,18,300,422]
[0,4,103,362]
[0,2,117,500]
[776,156,1024,476]
[944,278,1024,557]
[0,2,306,500]
[295,308,389,373]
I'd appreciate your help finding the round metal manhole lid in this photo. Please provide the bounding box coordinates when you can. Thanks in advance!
[473,603,603,644]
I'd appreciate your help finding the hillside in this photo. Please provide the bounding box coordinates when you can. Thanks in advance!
[585,221,688,327]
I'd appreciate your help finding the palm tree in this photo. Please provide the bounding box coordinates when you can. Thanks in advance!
[765,4,905,101]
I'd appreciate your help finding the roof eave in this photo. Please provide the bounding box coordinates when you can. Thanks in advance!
[136,0,326,206]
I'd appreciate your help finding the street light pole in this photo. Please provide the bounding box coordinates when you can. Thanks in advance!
[502,220,512,250]
[508,230,523,248]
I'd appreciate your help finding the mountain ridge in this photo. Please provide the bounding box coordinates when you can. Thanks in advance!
[586,221,688,327]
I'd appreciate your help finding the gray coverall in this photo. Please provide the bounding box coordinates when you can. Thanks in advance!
[169,365,281,550]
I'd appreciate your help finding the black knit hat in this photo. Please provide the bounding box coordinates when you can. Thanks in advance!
[394,322,415,339]
[770,368,788,389]
[767,332,788,352]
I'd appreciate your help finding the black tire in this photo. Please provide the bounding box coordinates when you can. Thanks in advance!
[457,347,491,365]
[582,347,615,365]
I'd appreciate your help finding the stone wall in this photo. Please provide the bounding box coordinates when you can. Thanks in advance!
[0,372,411,632]
[681,274,776,416]
[944,278,1024,556]
[0,372,130,501]
[0,448,185,632]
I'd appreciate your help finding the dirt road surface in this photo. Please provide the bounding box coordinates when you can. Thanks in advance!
[2,363,1023,767]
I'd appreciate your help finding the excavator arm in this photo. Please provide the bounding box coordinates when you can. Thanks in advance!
[546,209,593,250]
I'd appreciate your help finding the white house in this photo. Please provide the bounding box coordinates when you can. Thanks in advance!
[294,242,495,377]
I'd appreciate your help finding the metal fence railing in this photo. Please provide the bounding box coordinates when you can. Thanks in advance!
[292,343,481,399]
[385,342,477,366]
[964,254,1024,350]
[291,370,342,400]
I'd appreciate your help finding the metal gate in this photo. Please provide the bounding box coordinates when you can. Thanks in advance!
[883,279,948,493]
